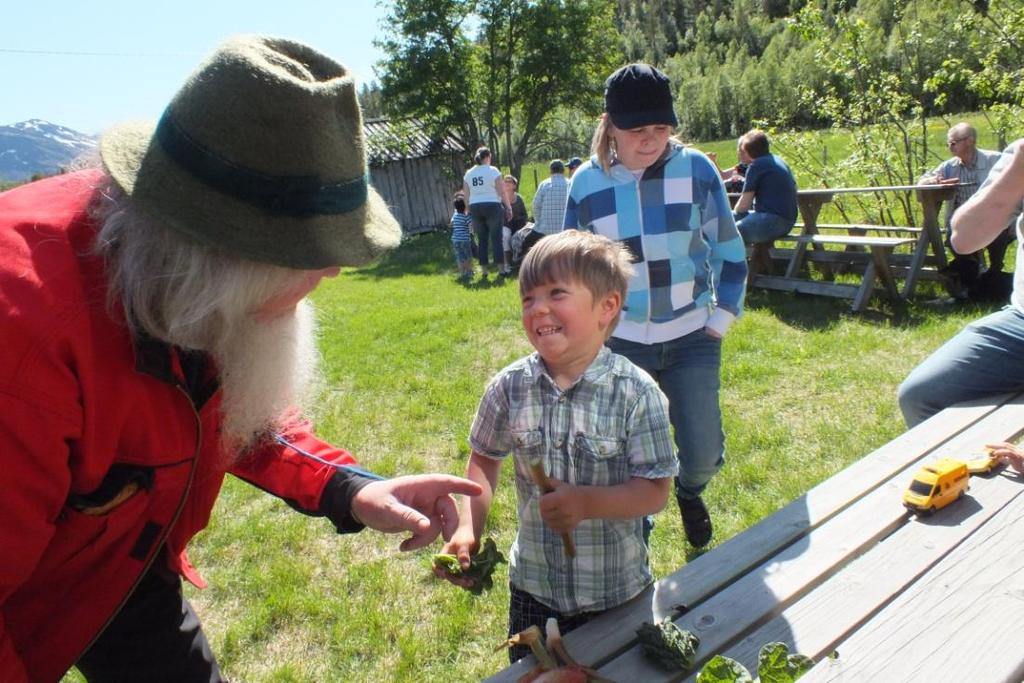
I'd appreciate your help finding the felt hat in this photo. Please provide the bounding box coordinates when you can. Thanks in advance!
[100,35,401,270]
[604,63,678,130]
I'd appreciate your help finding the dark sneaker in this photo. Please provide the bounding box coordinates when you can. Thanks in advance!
[679,495,712,547]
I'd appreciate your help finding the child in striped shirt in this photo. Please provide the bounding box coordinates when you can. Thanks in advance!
[450,196,474,281]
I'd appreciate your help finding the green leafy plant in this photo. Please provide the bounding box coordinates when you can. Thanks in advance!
[432,537,506,595]
[758,642,814,683]
[696,642,813,683]
[697,655,754,683]
[635,617,701,671]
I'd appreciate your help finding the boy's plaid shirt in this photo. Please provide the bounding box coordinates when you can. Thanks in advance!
[565,146,747,342]
[470,346,677,614]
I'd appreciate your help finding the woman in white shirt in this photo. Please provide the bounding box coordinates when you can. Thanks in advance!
[462,147,511,276]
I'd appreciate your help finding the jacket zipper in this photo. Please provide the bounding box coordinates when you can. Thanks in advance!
[68,382,202,667]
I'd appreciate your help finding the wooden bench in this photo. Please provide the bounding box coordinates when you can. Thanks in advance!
[485,393,1024,682]
[751,234,915,312]
[795,222,923,236]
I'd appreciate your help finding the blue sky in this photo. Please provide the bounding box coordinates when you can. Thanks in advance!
[1,1,391,135]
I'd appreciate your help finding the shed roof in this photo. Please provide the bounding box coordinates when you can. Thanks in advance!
[364,117,465,165]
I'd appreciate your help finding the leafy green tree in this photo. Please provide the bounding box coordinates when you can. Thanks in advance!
[375,0,482,152]
[926,0,1024,147]
[501,0,621,176]
[358,82,385,119]
[778,0,961,224]
[377,0,620,178]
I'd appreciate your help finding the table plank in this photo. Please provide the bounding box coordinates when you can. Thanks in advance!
[483,394,1021,682]
[597,397,1024,682]
[799,482,1024,683]
[751,275,859,300]
[709,468,1024,676]
[783,235,915,247]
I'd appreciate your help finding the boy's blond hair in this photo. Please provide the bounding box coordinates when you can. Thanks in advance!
[519,230,635,332]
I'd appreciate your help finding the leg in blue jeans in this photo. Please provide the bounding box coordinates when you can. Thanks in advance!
[607,331,725,499]
[470,202,504,269]
[734,211,794,245]
[898,306,1024,427]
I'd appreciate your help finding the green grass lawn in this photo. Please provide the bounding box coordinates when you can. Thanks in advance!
[153,233,999,682]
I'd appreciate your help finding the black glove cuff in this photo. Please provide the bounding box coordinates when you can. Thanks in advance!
[319,466,384,534]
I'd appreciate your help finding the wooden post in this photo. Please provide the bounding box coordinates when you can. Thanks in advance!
[904,185,953,298]
[787,194,832,278]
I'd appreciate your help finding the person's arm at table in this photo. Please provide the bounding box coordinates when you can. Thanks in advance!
[986,441,1024,474]
[951,139,1024,254]
[733,191,754,214]
[918,159,957,186]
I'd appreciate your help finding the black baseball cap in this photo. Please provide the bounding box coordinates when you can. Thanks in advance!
[567,157,583,169]
[604,63,678,130]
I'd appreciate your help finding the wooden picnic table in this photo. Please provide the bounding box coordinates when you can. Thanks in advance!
[790,183,960,296]
[486,392,1024,683]
[739,183,966,311]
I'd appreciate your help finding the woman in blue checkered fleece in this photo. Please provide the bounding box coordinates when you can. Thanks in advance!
[564,63,748,548]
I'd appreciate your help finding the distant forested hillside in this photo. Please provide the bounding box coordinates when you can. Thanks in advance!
[373,0,1022,175]
[616,0,1021,141]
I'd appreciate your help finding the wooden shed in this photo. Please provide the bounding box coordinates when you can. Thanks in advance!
[364,117,466,235]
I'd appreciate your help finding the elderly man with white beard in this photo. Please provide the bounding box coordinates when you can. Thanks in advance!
[0,36,481,683]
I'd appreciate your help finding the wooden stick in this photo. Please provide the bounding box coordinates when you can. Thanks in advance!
[528,461,577,558]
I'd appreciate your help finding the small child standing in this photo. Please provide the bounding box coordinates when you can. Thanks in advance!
[451,196,474,280]
[436,230,677,662]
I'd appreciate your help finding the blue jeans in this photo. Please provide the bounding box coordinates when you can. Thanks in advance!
[607,330,725,500]
[452,239,472,266]
[734,211,794,244]
[470,202,504,268]
[898,306,1024,427]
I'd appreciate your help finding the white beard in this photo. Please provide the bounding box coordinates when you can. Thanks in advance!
[211,300,321,458]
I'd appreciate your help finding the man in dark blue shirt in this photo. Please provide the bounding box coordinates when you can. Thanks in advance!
[732,129,798,244]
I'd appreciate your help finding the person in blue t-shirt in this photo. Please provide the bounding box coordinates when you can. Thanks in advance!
[732,129,798,244]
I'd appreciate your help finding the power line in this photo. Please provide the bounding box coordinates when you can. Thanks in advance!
[0,47,198,58]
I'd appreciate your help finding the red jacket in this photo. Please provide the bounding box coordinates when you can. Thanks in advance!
[0,171,363,681]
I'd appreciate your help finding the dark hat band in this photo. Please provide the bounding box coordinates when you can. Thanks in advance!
[155,112,368,217]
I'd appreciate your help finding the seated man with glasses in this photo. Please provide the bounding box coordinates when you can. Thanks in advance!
[919,122,1015,296]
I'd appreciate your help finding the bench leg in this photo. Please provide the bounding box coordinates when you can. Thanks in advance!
[872,246,903,303]
[852,260,877,312]
[748,242,774,283]
[785,240,809,278]
[852,247,901,312]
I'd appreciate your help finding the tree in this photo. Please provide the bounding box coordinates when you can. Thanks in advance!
[359,82,385,119]
[502,0,621,177]
[926,0,1024,147]
[376,0,621,178]
[375,0,482,151]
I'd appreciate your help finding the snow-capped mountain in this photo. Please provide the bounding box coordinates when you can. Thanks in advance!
[0,120,98,182]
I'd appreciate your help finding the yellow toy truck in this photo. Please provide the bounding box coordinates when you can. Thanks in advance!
[903,458,970,515]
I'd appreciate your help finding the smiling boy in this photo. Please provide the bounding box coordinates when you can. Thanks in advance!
[436,230,677,662]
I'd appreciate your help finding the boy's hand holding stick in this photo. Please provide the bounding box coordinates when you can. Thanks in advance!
[528,460,577,558]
